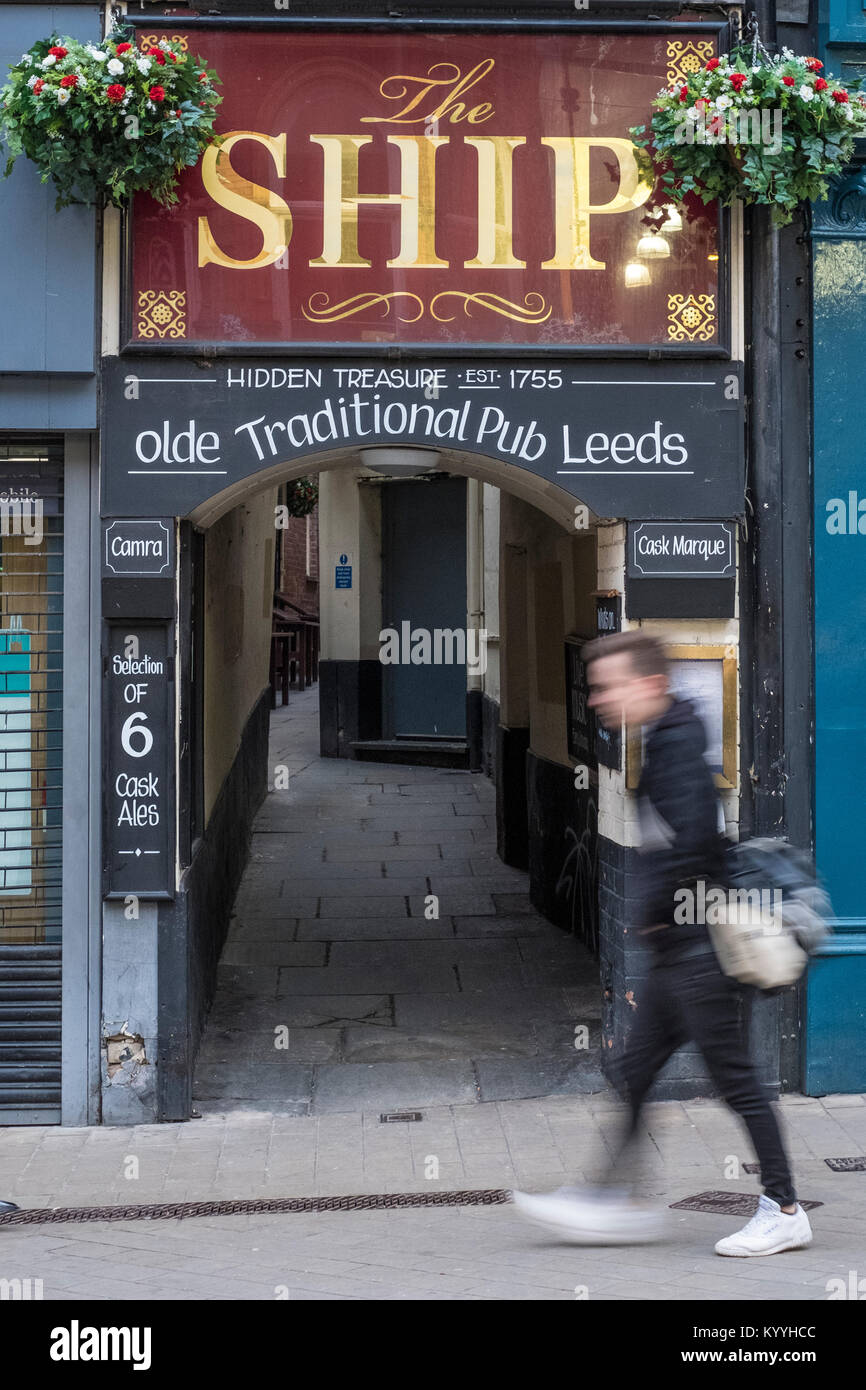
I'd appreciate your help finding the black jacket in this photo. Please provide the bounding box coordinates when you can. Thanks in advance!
[635,695,726,951]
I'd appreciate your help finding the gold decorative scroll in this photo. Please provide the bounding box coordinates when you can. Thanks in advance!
[137,290,187,340]
[666,39,715,86]
[429,291,550,323]
[138,34,190,52]
[667,293,716,342]
[302,291,425,323]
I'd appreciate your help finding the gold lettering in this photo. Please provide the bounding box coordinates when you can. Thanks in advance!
[465,137,526,269]
[360,59,496,125]
[541,137,652,271]
[198,132,292,271]
[310,134,448,269]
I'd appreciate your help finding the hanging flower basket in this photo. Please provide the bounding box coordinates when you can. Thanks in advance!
[283,479,318,519]
[630,38,866,227]
[0,30,222,209]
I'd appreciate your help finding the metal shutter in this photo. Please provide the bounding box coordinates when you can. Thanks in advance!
[0,440,63,1121]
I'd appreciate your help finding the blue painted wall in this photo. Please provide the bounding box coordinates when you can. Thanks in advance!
[0,4,101,425]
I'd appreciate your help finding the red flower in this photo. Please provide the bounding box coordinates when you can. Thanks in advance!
[48,46,67,59]
[32,79,44,94]
[782,76,795,87]
[695,97,710,111]
[679,85,689,101]
[815,78,828,91]
[59,74,78,88]
[705,57,720,71]
[149,85,165,102]
[148,47,167,65]
[106,84,126,102]
[730,73,747,91]
[174,109,182,118]
[805,58,823,72]
[168,52,178,63]
[198,73,207,83]
[832,90,849,103]
[116,42,132,55]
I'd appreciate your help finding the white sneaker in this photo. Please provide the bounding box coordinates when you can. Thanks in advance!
[511,1185,667,1245]
[715,1194,813,1257]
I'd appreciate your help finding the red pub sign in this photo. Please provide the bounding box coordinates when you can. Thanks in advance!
[129,26,723,351]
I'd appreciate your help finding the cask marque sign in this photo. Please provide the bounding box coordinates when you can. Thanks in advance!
[128,27,723,351]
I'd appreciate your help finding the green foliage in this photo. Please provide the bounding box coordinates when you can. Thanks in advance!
[0,29,222,209]
[629,44,866,227]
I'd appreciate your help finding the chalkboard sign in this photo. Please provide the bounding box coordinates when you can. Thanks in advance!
[564,636,594,768]
[103,622,175,899]
[594,596,623,772]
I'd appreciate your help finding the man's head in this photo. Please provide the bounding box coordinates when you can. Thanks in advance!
[581,630,671,731]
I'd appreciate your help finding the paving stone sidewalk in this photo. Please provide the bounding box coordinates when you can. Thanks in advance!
[1,1091,865,1300]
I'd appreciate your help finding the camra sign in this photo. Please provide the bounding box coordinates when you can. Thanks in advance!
[128,27,724,351]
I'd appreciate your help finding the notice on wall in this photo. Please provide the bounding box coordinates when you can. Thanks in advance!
[103,623,175,899]
[595,595,623,772]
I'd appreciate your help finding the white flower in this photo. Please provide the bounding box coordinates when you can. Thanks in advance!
[158,40,169,50]
[26,74,38,88]
[136,57,151,74]
[781,46,794,58]
[57,88,71,105]
[107,57,124,76]
[714,94,733,110]
[146,101,155,112]
[21,53,33,64]
[89,48,107,64]
[751,65,761,74]
[799,84,814,102]
[41,55,57,68]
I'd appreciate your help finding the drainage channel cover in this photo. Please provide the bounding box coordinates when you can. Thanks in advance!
[0,1190,512,1226]
[824,1156,866,1172]
[380,1111,423,1123]
[670,1190,823,1214]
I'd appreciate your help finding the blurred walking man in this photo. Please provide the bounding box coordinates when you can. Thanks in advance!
[513,630,811,1257]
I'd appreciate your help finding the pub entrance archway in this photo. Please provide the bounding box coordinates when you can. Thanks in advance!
[174,444,605,1115]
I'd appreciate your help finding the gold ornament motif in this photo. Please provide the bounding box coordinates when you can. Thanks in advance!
[137,290,187,340]
[666,39,715,86]
[667,293,716,342]
[429,291,550,324]
[302,292,425,323]
[138,34,189,52]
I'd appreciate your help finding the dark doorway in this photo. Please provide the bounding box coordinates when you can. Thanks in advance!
[381,477,467,740]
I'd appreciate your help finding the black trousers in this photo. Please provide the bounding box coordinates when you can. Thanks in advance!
[604,944,797,1208]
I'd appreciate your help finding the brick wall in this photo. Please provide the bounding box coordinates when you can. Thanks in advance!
[277,507,319,616]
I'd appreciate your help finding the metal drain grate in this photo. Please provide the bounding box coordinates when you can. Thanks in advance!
[824,1156,866,1172]
[0,1189,512,1226]
[670,1190,823,1215]
[380,1111,423,1123]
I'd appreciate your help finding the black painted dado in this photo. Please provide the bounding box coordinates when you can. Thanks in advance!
[526,749,598,953]
[467,690,483,772]
[481,693,499,782]
[157,688,270,1122]
[319,659,382,758]
[496,724,530,870]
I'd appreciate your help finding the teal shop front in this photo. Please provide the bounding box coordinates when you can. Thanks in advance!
[809,157,866,1094]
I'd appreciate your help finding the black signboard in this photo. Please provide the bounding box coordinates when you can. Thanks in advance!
[626,520,736,618]
[103,622,175,899]
[101,357,745,521]
[627,521,735,578]
[594,595,623,772]
[565,635,594,768]
[103,519,175,578]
